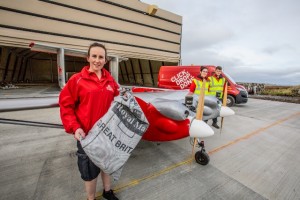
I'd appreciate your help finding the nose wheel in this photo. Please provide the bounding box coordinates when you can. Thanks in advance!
[193,140,210,165]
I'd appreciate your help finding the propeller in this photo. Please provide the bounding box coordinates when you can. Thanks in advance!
[192,79,206,157]
[220,82,228,133]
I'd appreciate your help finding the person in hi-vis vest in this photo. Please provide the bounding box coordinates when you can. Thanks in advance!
[208,66,226,129]
[187,66,210,96]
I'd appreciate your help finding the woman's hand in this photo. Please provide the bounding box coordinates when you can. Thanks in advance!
[74,128,86,141]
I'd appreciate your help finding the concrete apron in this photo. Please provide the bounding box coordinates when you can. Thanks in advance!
[0,98,299,200]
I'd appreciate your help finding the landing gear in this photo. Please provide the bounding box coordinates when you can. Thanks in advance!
[195,150,210,165]
[194,140,210,165]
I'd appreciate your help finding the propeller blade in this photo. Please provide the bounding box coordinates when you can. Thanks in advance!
[196,79,206,120]
[192,138,197,160]
[220,82,228,134]
[222,82,228,106]
[220,117,224,132]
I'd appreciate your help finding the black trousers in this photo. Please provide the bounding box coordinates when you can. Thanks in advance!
[76,141,100,181]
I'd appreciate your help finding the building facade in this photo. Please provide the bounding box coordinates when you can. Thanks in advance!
[0,0,182,87]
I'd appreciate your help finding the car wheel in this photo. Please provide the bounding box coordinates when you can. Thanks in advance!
[227,95,235,107]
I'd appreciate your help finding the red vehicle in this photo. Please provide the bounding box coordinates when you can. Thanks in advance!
[157,65,248,107]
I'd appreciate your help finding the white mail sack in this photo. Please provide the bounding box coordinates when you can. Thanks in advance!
[80,92,149,181]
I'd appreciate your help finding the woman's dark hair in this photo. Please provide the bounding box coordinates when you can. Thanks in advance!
[87,42,109,61]
[200,66,208,72]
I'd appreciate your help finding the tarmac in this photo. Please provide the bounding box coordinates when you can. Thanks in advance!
[0,85,300,200]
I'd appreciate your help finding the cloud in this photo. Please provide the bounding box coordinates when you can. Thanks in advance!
[143,0,300,85]
[262,44,295,55]
[182,48,242,67]
[182,25,235,51]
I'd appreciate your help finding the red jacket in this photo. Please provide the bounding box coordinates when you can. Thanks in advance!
[59,66,119,134]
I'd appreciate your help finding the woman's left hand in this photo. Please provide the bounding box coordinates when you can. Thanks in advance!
[74,128,86,141]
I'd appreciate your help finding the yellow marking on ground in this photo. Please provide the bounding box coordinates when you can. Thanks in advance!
[208,111,300,154]
[115,158,193,192]
[95,159,193,199]
[95,111,300,198]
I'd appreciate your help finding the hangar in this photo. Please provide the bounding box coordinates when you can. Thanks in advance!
[0,0,182,88]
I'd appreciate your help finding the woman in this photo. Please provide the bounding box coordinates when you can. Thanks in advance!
[59,42,120,200]
[188,66,210,96]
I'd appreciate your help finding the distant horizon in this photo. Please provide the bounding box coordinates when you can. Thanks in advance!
[236,81,299,87]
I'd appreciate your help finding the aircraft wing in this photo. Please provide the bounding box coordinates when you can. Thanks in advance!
[132,89,221,121]
[0,97,59,112]
[133,89,190,102]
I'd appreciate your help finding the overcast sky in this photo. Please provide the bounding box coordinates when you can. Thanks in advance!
[143,0,300,85]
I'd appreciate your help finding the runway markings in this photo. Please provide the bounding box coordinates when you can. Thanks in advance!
[208,111,300,155]
[96,111,300,198]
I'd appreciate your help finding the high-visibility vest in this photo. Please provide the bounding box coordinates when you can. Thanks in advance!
[193,79,210,95]
[209,76,225,98]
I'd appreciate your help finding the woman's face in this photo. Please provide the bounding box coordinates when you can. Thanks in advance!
[201,69,208,78]
[87,46,106,73]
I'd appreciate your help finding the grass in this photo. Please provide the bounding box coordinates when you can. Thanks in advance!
[261,85,300,97]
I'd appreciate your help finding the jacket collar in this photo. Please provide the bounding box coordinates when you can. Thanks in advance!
[196,75,210,81]
[81,66,113,81]
[213,74,223,79]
